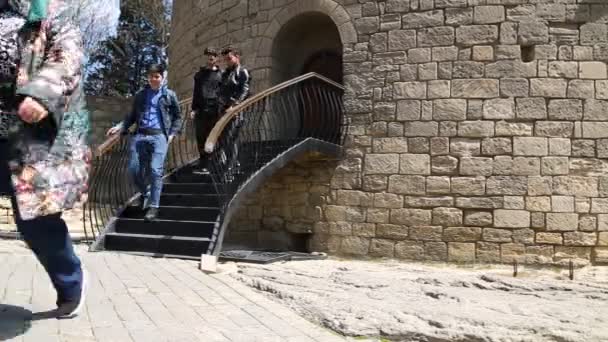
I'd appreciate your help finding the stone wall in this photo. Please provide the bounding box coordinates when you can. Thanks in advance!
[170,0,608,265]
[226,154,336,251]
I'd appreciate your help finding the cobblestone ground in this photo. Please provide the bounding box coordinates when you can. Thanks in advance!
[0,241,348,342]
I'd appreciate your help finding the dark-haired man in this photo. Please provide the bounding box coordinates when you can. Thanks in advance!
[218,47,251,180]
[190,47,222,174]
[107,64,181,221]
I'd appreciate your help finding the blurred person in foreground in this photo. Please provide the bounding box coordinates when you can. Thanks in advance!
[0,0,91,318]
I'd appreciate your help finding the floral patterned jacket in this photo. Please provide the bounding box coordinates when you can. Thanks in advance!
[7,0,91,220]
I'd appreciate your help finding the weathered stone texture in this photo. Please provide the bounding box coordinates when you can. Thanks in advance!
[174,0,608,266]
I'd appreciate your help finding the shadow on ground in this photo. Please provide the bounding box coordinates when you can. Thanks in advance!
[0,305,32,340]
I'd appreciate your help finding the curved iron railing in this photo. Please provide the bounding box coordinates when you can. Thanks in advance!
[84,72,345,256]
[203,72,345,255]
[83,98,198,241]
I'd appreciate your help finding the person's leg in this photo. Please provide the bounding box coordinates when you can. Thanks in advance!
[127,135,148,205]
[194,114,207,166]
[145,134,169,219]
[15,211,83,309]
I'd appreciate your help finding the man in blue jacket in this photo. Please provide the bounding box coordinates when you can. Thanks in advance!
[107,64,182,221]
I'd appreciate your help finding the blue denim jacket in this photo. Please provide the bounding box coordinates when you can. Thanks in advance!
[121,85,182,138]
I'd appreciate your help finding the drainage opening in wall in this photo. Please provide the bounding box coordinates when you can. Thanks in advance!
[219,233,327,264]
[521,45,535,62]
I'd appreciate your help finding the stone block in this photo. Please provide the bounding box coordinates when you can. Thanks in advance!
[514,228,535,244]
[432,46,459,62]
[365,154,399,174]
[483,228,512,243]
[501,243,526,263]
[373,193,403,209]
[433,99,467,120]
[516,98,547,119]
[495,45,520,59]
[501,78,529,97]
[546,213,578,231]
[504,196,525,210]
[453,61,485,78]
[571,140,595,157]
[526,196,551,212]
[433,207,463,227]
[580,60,608,79]
[548,61,578,79]
[451,177,485,196]
[541,157,569,176]
[583,100,608,121]
[596,80,608,100]
[553,176,598,197]
[530,78,567,98]
[428,80,451,99]
[600,233,608,246]
[548,99,583,120]
[355,17,379,35]
[400,154,430,175]
[408,48,432,63]
[474,6,505,24]
[582,122,608,138]
[552,196,574,213]
[367,208,389,224]
[448,242,476,262]
[567,80,594,99]
[390,209,432,226]
[409,137,430,154]
[464,211,492,227]
[430,137,449,155]
[376,223,408,240]
[452,79,499,98]
[394,82,427,99]
[369,239,396,258]
[419,63,438,80]
[444,227,482,242]
[486,60,537,78]
[439,121,457,136]
[340,236,370,256]
[495,121,533,137]
[424,242,448,261]
[405,121,439,137]
[564,232,597,246]
[518,20,549,45]
[458,121,494,138]
[482,138,512,155]
[409,226,443,241]
[593,247,608,264]
[395,241,425,260]
[455,197,503,209]
[513,137,548,156]
[456,25,499,46]
[405,196,454,208]
[337,190,374,207]
[446,7,473,26]
[494,210,530,228]
[402,10,444,29]
[418,27,455,47]
[450,138,481,157]
[487,176,528,195]
[555,246,592,263]
[549,138,571,156]
[472,46,494,61]
[431,156,459,175]
[427,176,451,194]
[536,232,563,245]
[388,175,425,195]
[396,100,421,121]
[373,138,408,153]
[460,157,493,176]
[483,98,515,119]
[363,175,388,192]
[580,23,607,45]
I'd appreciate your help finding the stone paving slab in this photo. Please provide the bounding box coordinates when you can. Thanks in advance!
[0,241,348,342]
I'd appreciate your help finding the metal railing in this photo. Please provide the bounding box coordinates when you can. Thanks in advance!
[202,72,345,254]
[84,72,346,254]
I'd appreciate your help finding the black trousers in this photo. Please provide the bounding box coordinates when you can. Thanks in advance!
[194,101,219,168]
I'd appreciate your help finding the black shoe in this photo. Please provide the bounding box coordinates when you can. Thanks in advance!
[144,207,159,222]
[130,197,146,211]
[56,269,87,319]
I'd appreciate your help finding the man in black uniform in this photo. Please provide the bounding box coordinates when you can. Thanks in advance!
[190,47,222,173]
[218,46,251,181]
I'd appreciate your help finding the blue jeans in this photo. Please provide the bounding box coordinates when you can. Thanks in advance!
[127,134,168,208]
[0,140,83,304]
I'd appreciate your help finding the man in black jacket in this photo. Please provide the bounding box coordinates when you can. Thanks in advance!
[191,47,222,173]
[218,47,251,181]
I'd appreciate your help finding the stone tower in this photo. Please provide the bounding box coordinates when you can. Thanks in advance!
[169,0,608,265]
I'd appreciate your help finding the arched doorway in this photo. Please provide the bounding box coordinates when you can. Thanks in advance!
[271,12,343,85]
[270,12,343,141]
[301,50,343,84]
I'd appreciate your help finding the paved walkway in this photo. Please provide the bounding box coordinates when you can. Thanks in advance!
[0,241,346,342]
